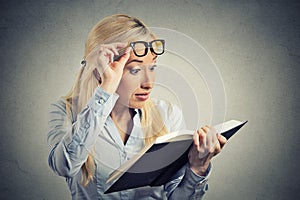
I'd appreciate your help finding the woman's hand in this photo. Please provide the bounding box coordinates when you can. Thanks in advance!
[94,43,131,94]
[188,126,227,176]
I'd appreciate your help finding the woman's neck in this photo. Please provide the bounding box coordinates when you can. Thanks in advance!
[110,103,135,144]
[111,102,134,121]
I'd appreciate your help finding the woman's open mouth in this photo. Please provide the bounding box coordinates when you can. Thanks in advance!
[135,92,150,101]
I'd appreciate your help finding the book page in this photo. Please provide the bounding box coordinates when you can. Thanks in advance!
[155,130,194,144]
[156,120,245,144]
[214,120,245,134]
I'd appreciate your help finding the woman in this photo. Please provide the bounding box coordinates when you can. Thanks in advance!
[47,14,227,199]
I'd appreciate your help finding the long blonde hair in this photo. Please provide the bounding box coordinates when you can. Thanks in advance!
[65,14,168,186]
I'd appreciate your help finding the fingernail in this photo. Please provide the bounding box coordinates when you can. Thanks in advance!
[125,48,131,54]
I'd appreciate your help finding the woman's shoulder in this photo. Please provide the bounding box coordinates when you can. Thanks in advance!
[151,98,186,131]
[152,98,182,115]
[50,97,67,112]
[50,97,78,123]
[50,97,74,118]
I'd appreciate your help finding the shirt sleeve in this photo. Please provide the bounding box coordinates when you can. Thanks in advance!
[165,163,211,199]
[158,100,211,199]
[47,86,119,177]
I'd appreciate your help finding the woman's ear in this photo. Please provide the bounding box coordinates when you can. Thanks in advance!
[93,69,102,84]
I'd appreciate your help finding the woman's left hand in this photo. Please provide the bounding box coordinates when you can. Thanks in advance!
[188,126,227,176]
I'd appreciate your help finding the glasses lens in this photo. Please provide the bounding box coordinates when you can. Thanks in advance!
[151,40,164,55]
[132,42,147,56]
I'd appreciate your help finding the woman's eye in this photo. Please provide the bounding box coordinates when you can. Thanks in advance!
[129,68,141,75]
[149,65,157,71]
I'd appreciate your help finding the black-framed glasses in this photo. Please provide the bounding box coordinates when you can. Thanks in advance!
[130,39,165,57]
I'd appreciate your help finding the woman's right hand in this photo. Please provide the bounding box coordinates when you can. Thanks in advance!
[94,43,131,94]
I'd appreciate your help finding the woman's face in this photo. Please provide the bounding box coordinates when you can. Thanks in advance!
[115,50,157,109]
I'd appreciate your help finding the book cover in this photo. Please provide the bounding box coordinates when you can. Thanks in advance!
[105,120,247,194]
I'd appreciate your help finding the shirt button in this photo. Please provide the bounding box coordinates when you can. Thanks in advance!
[196,182,205,189]
[204,184,209,191]
[68,143,76,150]
[98,98,105,104]
[84,123,90,129]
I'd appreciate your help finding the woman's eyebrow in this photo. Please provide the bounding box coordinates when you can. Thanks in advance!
[126,55,158,65]
[126,59,143,64]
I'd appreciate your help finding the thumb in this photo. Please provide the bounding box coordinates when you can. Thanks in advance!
[217,133,227,148]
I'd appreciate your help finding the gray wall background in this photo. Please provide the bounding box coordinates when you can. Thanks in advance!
[0,0,299,199]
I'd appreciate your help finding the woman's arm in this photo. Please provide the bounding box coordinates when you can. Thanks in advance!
[165,163,211,199]
[47,43,130,178]
[160,101,226,199]
[166,131,223,199]
[47,87,118,177]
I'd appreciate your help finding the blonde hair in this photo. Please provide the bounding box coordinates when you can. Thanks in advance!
[65,14,168,186]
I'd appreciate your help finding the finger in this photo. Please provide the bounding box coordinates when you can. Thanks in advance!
[113,42,128,49]
[200,126,218,154]
[213,142,222,155]
[99,44,123,57]
[197,129,207,149]
[193,131,200,147]
[194,130,207,158]
[115,47,131,66]
[217,133,227,148]
[104,48,115,64]
[124,46,131,54]
[98,48,115,63]
[210,127,218,148]
[108,46,119,56]
[102,42,127,49]
[202,126,210,133]
[106,43,128,57]
[112,42,129,55]
[201,126,213,149]
[109,53,114,64]
[208,132,216,153]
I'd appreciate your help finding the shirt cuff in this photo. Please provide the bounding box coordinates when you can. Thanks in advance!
[185,163,211,184]
[178,163,211,197]
[87,86,119,119]
[189,162,212,180]
[186,163,212,195]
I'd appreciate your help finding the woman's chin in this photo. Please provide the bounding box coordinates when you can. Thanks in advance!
[129,99,149,110]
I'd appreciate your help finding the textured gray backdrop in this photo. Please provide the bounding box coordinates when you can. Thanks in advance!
[0,0,299,199]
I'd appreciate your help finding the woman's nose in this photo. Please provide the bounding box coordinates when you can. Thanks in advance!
[141,81,153,90]
[141,72,154,90]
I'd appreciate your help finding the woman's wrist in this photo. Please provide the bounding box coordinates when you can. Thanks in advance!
[99,83,116,94]
[190,162,210,176]
[190,167,208,176]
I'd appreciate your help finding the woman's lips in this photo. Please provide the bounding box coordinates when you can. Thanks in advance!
[135,93,150,101]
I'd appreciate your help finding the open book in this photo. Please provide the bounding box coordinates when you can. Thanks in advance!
[104,119,248,194]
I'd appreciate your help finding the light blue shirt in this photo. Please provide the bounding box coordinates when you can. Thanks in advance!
[47,86,210,200]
